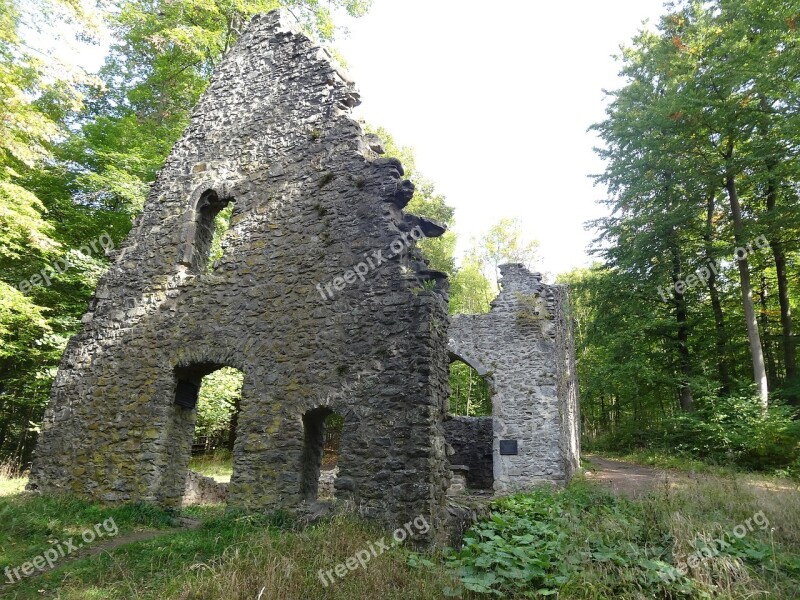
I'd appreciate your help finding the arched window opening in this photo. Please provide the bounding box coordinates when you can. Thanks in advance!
[301,408,343,501]
[174,364,243,504]
[206,201,235,272]
[183,190,234,273]
[448,360,492,416]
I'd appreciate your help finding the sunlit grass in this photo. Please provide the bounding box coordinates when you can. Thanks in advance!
[188,449,233,482]
[0,459,27,496]
[1,459,797,599]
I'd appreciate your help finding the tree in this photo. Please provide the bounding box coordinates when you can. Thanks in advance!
[449,253,494,315]
[0,0,98,464]
[581,0,800,459]
[477,218,539,286]
[592,0,800,410]
[0,0,373,463]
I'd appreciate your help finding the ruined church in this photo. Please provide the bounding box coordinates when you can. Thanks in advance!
[29,10,579,543]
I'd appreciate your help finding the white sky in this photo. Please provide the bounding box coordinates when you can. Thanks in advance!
[43,0,668,278]
[334,0,667,277]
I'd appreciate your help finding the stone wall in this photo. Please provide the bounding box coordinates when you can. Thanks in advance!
[183,471,228,506]
[442,417,493,490]
[28,10,452,544]
[448,264,580,493]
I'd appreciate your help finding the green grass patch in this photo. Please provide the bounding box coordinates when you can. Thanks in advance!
[2,466,799,598]
[4,508,463,600]
[188,450,233,481]
[7,509,292,599]
[0,492,177,572]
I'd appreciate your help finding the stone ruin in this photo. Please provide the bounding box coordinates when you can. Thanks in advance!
[446,264,580,494]
[28,10,579,544]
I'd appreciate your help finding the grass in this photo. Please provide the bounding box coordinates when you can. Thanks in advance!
[593,448,745,476]
[0,492,177,572]
[1,459,798,599]
[589,447,800,481]
[2,503,463,600]
[0,459,26,496]
[188,450,233,482]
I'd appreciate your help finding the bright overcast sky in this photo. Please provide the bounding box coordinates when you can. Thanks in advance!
[48,0,669,278]
[335,0,668,278]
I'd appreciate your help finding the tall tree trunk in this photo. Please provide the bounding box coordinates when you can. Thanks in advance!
[669,241,694,411]
[703,193,732,393]
[725,172,769,409]
[759,275,779,389]
[765,175,799,404]
[227,395,240,451]
[466,374,473,416]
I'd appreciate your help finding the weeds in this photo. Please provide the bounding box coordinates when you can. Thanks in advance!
[2,463,798,598]
[445,475,800,598]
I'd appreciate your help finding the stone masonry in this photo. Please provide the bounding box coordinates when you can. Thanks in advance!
[28,10,453,543]
[447,264,581,493]
[442,416,493,490]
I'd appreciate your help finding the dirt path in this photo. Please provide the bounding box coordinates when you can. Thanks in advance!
[78,516,201,559]
[2,517,201,588]
[584,455,674,498]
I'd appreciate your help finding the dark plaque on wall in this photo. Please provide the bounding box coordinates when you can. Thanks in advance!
[499,440,518,455]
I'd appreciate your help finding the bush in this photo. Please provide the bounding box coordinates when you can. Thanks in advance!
[660,396,800,471]
[587,394,800,473]
[445,480,687,598]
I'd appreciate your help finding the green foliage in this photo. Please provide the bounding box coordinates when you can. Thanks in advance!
[449,361,492,416]
[207,202,235,269]
[449,254,494,315]
[588,391,800,473]
[446,481,674,597]
[195,368,243,447]
[0,0,100,464]
[582,0,800,454]
[446,478,800,598]
[366,126,457,275]
[659,397,800,471]
[476,217,539,286]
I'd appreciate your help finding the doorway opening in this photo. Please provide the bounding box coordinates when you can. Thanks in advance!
[301,407,344,501]
[448,359,492,416]
[173,363,243,505]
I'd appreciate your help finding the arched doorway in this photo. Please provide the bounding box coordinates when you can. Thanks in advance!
[300,407,345,501]
[172,363,243,505]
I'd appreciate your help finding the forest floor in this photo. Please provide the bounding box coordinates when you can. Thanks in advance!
[584,454,674,498]
[1,458,798,599]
